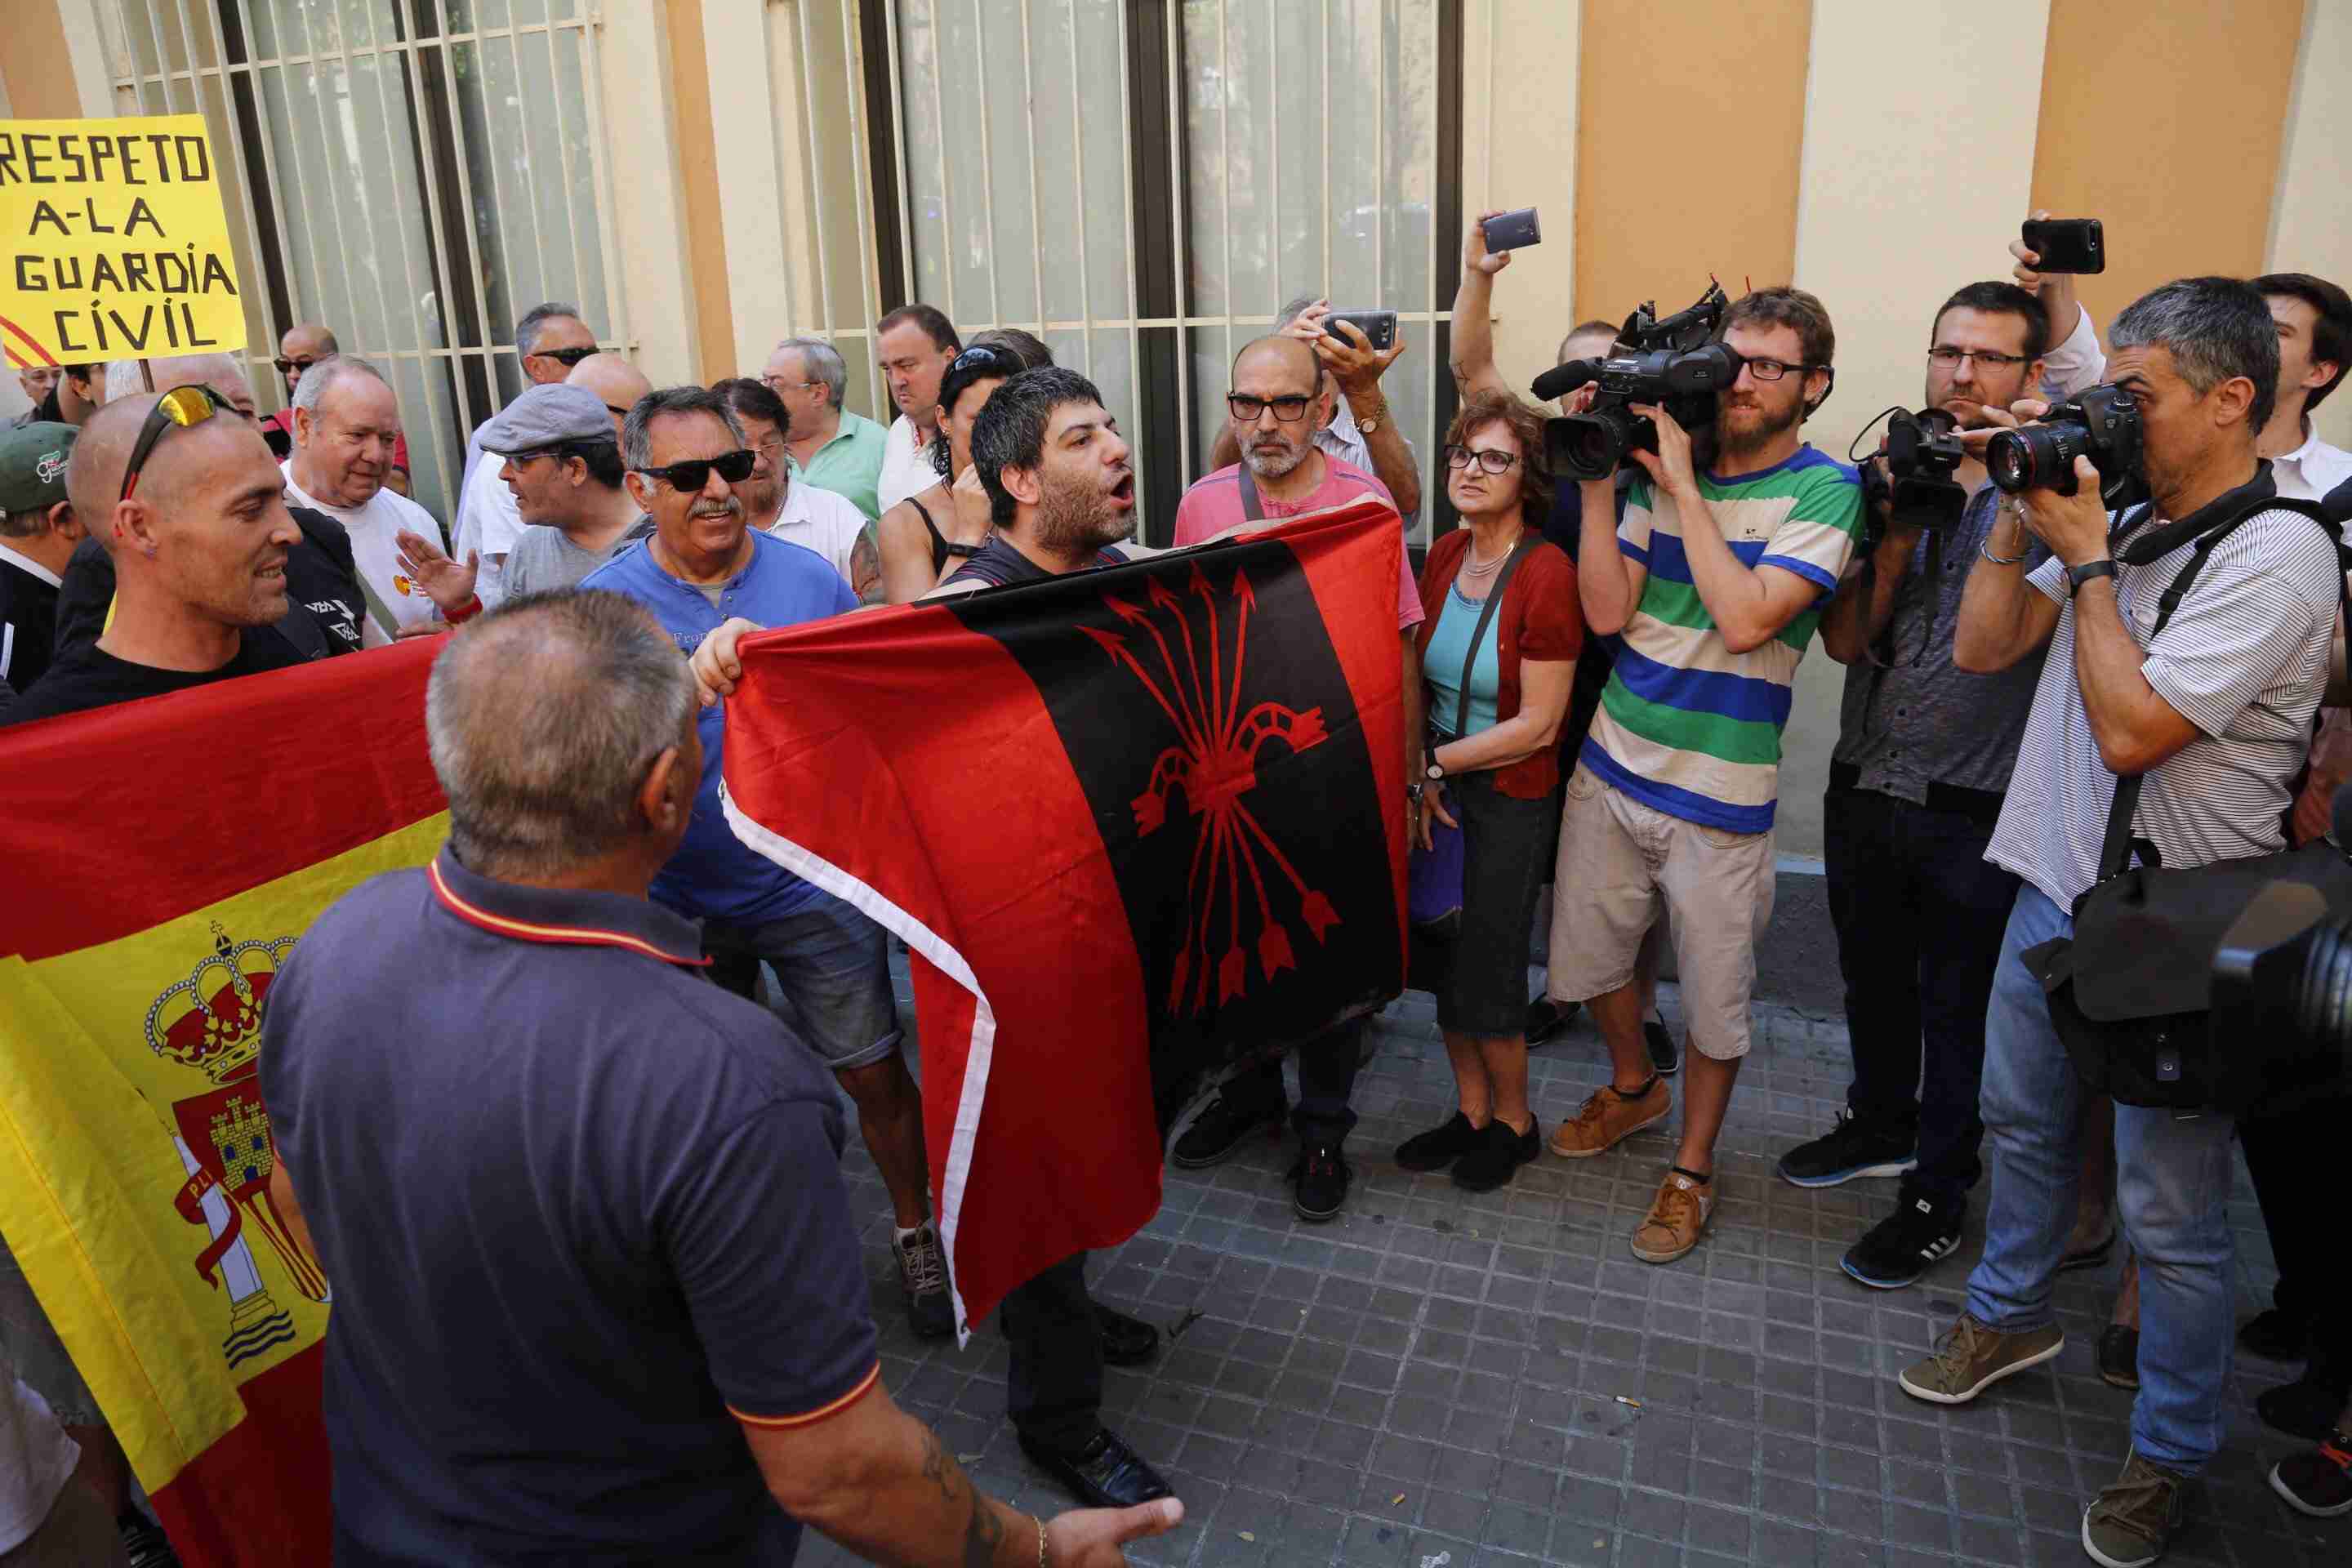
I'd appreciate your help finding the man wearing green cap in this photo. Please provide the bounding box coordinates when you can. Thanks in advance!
[0,421,83,697]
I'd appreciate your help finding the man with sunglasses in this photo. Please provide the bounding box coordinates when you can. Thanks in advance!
[582,387,953,1342]
[455,302,602,609]
[259,325,411,492]
[480,385,653,599]
[1782,280,2110,1292]
[1159,335,1426,1223]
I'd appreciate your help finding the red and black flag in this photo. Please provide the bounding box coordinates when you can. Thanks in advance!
[722,501,1409,1333]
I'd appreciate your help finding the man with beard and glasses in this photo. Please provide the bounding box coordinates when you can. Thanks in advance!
[1156,335,1425,1223]
[1547,287,1864,1268]
[581,386,953,1344]
[1784,280,2108,1291]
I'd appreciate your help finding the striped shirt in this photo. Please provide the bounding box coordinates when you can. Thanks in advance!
[1582,445,1863,834]
[1986,501,2342,912]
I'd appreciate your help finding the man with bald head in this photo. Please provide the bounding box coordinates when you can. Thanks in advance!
[283,355,479,643]
[1162,332,1425,1222]
[257,325,412,489]
[457,303,603,607]
[566,350,653,439]
[3,393,310,724]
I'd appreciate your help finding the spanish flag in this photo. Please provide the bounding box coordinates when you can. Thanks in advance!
[0,638,446,1566]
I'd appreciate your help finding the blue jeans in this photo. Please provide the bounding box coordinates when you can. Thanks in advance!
[1964,884,2239,1473]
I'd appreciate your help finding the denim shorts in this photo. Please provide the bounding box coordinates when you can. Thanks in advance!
[702,894,903,1072]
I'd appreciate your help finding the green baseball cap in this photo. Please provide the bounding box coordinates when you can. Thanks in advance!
[0,421,77,515]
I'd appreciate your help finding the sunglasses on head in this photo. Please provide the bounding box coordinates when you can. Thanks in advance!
[632,448,758,492]
[531,345,599,368]
[947,345,1009,376]
[121,384,234,501]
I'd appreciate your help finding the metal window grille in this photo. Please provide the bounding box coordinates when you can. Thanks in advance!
[89,0,627,525]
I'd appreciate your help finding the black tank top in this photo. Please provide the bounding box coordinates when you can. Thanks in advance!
[942,535,1130,590]
[908,493,950,574]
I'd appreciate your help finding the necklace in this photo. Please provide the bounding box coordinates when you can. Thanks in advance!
[1459,527,1521,578]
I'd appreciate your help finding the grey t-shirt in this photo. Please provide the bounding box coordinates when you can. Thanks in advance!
[501,516,657,599]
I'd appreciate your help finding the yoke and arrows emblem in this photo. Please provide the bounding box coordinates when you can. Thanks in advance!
[1080,561,1341,1013]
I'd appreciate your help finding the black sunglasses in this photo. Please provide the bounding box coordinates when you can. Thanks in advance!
[122,384,233,501]
[632,448,758,492]
[530,345,599,368]
[273,355,321,376]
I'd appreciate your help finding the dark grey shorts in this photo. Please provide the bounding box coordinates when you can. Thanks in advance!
[1437,770,1557,1040]
[702,895,903,1071]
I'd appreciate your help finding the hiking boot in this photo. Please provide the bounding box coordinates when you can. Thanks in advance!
[1840,1193,1962,1290]
[2270,1432,2352,1518]
[1290,1142,1352,1222]
[893,1223,956,1339]
[1526,996,1579,1046]
[1898,1312,2064,1405]
[1548,1076,1669,1159]
[1643,1013,1681,1076]
[1452,1117,1540,1192]
[1396,1111,1486,1173]
[1776,1110,1916,1188]
[1172,1082,1285,1168]
[2081,1450,2186,1568]
[1630,1166,1714,1263]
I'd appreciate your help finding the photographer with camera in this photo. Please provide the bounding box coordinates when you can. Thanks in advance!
[1203,296,1420,519]
[1779,281,2111,1292]
[1547,287,1864,1267]
[1900,277,2341,1567]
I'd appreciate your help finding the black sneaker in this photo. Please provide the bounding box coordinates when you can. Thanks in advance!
[1172,1084,1285,1168]
[1777,1111,1917,1189]
[1395,1111,1486,1172]
[2270,1432,2352,1518]
[893,1223,956,1339]
[1841,1194,1963,1290]
[1643,1014,1681,1076]
[1291,1143,1352,1222]
[1526,996,1579,1046]
[2257,1367,2352,1441]
[1451,1117,1540,1193]
[120,1514,182,1568]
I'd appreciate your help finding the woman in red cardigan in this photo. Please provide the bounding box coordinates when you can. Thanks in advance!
[1396,391,1584,1192]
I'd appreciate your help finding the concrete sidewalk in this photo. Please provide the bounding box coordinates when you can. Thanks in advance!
[800,971,2342,1568]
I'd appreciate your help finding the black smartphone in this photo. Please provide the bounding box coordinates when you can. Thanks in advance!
[1325,310,1398,352]
[2020,217,2105,274]
[1481,207,1541,252]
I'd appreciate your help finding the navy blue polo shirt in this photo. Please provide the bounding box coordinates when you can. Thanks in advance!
[260,846,879,1566]
[581,532,858,925]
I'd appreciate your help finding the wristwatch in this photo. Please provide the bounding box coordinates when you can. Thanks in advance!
[2066,559,2118,598]
[1424,758,1447,783]
[1356,412,1383,435]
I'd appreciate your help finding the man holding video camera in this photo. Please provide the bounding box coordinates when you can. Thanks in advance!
[1783,278,2108,1290]
[1903,276,2341,1567]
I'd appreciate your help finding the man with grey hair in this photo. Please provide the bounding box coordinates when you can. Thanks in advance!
[766,335,887,522]
[1902,276,2343,1567]
[255,325,414,491]
[583,385,952,1339]
[283,355,480,642]
[455,301,601,606]
[1205,292,1420,517]
[261,590,1180,1565]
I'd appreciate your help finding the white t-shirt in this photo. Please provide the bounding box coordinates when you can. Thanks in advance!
[0,1368,78,1554]
[877,412,938,516]
[281,461,445,647]
[767,479,868,589]
[452,422,527,610]
[2270,420,2352,506]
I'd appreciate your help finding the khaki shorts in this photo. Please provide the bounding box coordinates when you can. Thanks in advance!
[1547,764,1775,1061]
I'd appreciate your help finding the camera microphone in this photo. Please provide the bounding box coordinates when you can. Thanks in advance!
[1532,359,1605,404]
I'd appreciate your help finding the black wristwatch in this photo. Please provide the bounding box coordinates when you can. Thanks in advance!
[2066,559,2118,598]
[1424,759,1446,783]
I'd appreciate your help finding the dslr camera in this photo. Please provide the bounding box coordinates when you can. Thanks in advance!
[1858,408,1968,535]
[1985,384,2148,510]
[1535,283,1740,481]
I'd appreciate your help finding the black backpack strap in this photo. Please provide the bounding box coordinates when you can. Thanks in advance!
[1441,537,1535,738]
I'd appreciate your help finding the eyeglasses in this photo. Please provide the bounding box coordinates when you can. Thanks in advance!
[1741,358,1824,382]
[528,345,599,368]
[631,448,758,492]
[1227,393,1314,423]
[1927,346,2032,371]
[762,376,825,395]
[603,403,632,419]
[273,355,321,377]
[121,384,232,501]
[1446,445,1522,474]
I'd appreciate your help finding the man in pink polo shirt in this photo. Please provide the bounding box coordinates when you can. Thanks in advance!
[1165,333,1424,1223]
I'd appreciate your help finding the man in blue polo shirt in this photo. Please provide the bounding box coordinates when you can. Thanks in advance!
[261,592,1179,1565]
[583,385,951,1339]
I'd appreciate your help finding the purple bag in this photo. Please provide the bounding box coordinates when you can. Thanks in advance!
[1406,537,1531,934]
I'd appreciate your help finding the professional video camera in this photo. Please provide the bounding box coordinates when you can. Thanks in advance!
[1854,407,1968,536]
[1985,384,2148,510]
[1532,282,1740,481]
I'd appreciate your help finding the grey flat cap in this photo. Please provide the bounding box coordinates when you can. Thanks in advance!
[477,384,617,453]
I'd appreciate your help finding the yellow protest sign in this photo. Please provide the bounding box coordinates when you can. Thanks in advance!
[0,114,246,369]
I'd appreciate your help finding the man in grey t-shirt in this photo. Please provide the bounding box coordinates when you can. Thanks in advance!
[477,385,654,598]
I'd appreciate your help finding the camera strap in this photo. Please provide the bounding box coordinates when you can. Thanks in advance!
[2095,494,2347,885]
[1236,462,1266,524]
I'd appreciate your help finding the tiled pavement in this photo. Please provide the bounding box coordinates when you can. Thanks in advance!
[800,965,2345,1567]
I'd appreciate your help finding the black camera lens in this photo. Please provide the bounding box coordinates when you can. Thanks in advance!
[1987,424,2082,495]
[1549,412,1627,482]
